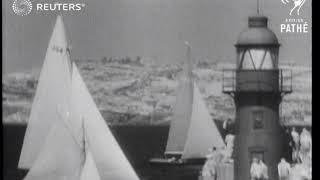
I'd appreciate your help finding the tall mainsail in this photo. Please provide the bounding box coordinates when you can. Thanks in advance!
[182,83,225,159]
[19,15,72,169]
[165,42,225,159]
[70,63,139,180]
[165,42,194,156]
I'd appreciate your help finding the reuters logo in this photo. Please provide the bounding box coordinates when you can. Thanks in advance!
[12,0,33,16]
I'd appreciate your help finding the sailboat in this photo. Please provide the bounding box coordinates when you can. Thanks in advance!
[19,15,139,180]
[150,42,225,165]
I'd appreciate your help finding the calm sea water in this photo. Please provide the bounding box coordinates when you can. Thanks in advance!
[3,124,206,180]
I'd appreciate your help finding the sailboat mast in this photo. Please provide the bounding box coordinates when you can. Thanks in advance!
[66,44,73,77]
[185,41,193,78]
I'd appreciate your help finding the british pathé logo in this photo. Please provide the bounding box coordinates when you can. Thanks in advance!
[281,0,306,16]
[12,0,33,16]
[280,18,308,33]
[280,0,309,33]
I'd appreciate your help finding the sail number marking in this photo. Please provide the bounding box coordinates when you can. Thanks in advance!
[52,45,64,53]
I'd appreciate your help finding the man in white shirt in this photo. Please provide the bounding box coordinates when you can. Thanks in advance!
[206,147,217,160]
[291,127,300,147]
[291,127,300,163]
[259,159,269,180]
[250,158,262,180]
[299,128,311,167]
[300,128,311,153]
[278,158,291,180]
[225,134,235,150]
[202,147,218,180]
[224,134,235,163]
[201,159,217,180]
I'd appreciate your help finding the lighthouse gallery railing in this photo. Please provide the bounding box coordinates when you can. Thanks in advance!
[222,69,292,94]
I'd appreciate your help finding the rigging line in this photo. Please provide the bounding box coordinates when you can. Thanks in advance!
[257,0,260,14]
[184,41,193,78]
[56,105,82,148]
[66,44,73,78]
[81,116,87,161]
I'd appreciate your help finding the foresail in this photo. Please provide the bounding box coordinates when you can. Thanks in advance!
[19,15,72,169]
[23,119,84,180]
[182,83,225,159]
[71,63,139,180]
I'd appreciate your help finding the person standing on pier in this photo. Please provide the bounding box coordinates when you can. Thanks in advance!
[278,158,291,180]
[224,133,235,163]
[259,159,269,180]
[202,147,218,180]
[250,158,262,180]
[291,127,300,163]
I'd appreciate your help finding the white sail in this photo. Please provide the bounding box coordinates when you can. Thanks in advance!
[166,42,225,159]
[70,63,139,180]
[182,83,225,159]
[23,119,84,180]
[80,150,101,180]
[165,42,194,156]
[19,15,72,169]
[165,74,194,155]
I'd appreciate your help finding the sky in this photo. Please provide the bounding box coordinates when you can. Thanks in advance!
[3,0,312,74]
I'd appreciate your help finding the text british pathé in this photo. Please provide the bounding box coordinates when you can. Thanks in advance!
[280,18,309,33]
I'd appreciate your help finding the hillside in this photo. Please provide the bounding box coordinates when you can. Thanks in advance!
[2,58,311,126]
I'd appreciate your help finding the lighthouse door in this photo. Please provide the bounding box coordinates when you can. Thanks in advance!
[249,146,266,162]
[250,151,264,162]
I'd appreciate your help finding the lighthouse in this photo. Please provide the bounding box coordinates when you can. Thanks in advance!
[222,14,292,180]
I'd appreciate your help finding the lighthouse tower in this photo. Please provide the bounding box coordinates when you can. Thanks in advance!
[222,14,292,180]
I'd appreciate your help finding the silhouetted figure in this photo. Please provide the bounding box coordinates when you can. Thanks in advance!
[284,128,293,162]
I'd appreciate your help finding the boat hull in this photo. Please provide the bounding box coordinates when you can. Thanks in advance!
[149,158,205,166]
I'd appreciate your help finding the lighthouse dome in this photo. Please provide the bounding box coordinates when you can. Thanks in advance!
[236,15,279,46]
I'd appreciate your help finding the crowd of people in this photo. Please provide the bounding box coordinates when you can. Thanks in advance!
[201,146,232,180]
[201,118,312,180]
[250,157,269,180]
[287,127,312,180]
[249,127,312,180]
[290,128,312,165]
[201,118,235,180]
